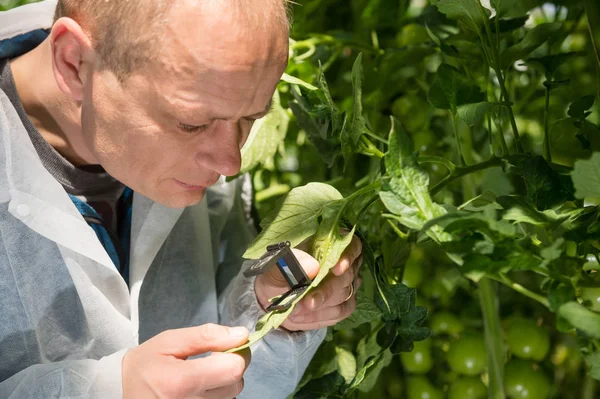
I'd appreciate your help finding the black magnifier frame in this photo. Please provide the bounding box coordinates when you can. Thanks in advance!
[243,242,312,312]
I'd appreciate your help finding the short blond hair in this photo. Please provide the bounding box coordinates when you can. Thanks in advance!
[54,0,291,81]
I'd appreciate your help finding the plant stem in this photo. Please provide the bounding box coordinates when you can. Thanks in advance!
[430,157,503,195]
[478,5,524,153]
[418,156,456,173]
[255,184,291,203]
[386,219,408,240]
[585,0,600,74]
[544,82,552,163]
[479,278,506,399]
[356,194,380,222]
[451,111,467,166]
[494,64,523,153]
[493,274,551,309]
[360,136,385,159]
[345,180,381,204]
[364,130,389,145]
[583,374,597,399]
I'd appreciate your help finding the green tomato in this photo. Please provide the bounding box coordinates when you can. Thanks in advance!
[386,378,404,399]
[406,376,443,399]
[505,360,551,399]
[580,286,600,312]
[400,339,433,374]
[506,318,550,361]
[447,333,487,376]
[430,311,464,336]
[448,377,487,399]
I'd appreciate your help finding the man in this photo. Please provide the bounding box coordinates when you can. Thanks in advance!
[0,0,363,398]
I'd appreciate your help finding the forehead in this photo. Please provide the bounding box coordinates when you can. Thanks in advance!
[142,0,289,117]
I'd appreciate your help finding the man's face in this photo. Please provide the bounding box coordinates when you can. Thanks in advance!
[80,3,289,208]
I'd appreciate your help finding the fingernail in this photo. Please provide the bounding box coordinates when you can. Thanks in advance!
[310,293,324,309]
[229,327,248,338]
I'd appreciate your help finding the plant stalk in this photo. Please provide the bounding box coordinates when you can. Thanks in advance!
[479,278,506,399]
[451,111,467,166]
[544,83,552,163]
[583,373,597,399]
[493,274,551,309]
[478,5,524,153]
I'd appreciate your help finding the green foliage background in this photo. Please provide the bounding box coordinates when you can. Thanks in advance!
[4,1,600,398]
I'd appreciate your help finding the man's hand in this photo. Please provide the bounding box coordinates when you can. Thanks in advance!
[122,324,251,399]
[254,235,363,331]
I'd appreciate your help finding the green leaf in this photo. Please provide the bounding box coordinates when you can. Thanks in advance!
[231,205,355,352]
[568,95,596,119]
[281,73,318,91]
[500,23,562,68]
[490,15,529,32]
[294,371,345,399]
[586,352,600,381]
[350,53,368,146]
[505,155,575,210]
[356,350,393,393]
[376,283,415,320]
[558,302,600,339]
[244,183,343,259]
[334,298,382,330]
[540,238,564,261]
[424,211,517,239]
[457,102,498,126]
[428,64,485,110]
[458,190,502,211]
[381,117,451,243]
[572,152,600,199]
[547,282,576,312]
[335,346,357,384]
[527,52,586,79]
[436,0,490,34]
[289,67,343,167]
[239,91,290,173]
[392,305,430,353]
[497,195,557,226]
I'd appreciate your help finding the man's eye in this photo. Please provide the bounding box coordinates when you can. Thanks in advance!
[178,123,208,133]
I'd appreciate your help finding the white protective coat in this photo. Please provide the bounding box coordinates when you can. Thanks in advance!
[0,2,325,398]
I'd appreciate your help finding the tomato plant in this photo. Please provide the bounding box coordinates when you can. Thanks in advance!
[233,0,600,397]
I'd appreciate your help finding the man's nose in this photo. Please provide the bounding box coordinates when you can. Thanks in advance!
[196,120,243,177]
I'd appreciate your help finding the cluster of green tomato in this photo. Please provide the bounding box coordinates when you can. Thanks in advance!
[387,249,554,399]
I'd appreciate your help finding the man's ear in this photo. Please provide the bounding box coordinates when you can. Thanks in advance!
[49,17,95,102]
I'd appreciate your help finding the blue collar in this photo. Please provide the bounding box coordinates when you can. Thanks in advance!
[0,29,49,60]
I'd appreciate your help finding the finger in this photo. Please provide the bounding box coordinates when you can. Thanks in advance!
[285,299,357,330]
[149,324,249,359]
[202,379,245,399]
[302,270,356,310]
[182,351,249,392]
[331,235,362,276]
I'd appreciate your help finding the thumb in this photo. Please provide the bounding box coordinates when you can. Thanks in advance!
[263,249,320,286]
[291,249,320,280]
[150,324,249,359]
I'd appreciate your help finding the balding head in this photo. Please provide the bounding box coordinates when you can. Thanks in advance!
[54,0,291,80]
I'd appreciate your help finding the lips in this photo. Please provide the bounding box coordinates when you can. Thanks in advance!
[175,179,206,190]
[175,178,220,190]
